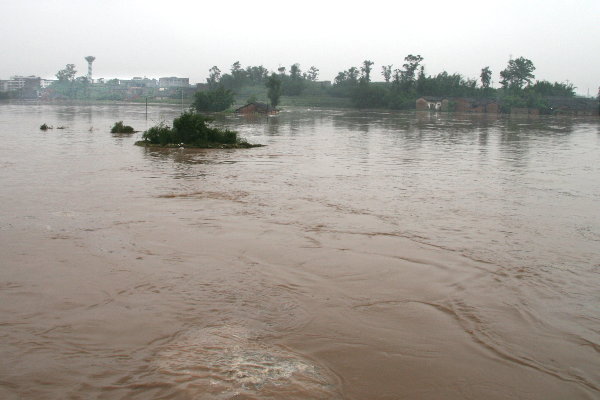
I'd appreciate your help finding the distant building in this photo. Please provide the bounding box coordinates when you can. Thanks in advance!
[416,97,445,111]
[545,96,598,116]
[119,77,158,88]
[416,97,499,113]
[0,75,41,92]
[41,79,56,88]
[159,77,189,88]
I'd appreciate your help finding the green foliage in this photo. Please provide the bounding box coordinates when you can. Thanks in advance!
[480,67,492,89]
[416,71,481,98]
[528,80,575,97]
[350,83,388,109]
[331,66,360,97]
[401,54,424,88]
[305,66,319,81]
[56,64,77,81]
[142,122,172,145]
[498,95,525,113]
[192,86,235,112]
[388,91,416,110]
[141,112,239,146]
[266,74,282,108]
[111,121,135,133]
[281,63,306,95]
[500,57,535,90]
[360,60,374,83]
[206,66,221,88]
[381,65,392,83]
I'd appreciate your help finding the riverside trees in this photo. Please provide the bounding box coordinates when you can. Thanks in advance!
[327,55,576,111]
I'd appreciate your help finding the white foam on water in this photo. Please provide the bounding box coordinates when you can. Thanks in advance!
[154,325,339,399]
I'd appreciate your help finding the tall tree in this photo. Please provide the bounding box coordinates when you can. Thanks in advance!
[361,60,374,83]
[334,71,347,85]
[192,86,234,112]
[402,54,424,85]
[245,65,268,84]
[230,61,246,88]
[306,66,319,81]
[56,64,77,81]
[499,57,535,90]
[416,66,426,94]
[206,66,221,88]
[285,63,305,95]
[266,73,282,108]
[347,67,359,84]
[381,65,392,83]
[392,69,402,86]
[480,66,492,89]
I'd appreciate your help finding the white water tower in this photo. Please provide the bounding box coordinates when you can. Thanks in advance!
[85,56,96,83]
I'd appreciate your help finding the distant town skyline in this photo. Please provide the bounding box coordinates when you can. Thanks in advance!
[1,0,599,96]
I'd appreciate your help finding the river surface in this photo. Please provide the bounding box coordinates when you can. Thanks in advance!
[0,102,599,399]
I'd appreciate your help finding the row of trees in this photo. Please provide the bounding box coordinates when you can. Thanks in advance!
[206,61,319,95]
[45,56,578,111]
[328,55,575,110]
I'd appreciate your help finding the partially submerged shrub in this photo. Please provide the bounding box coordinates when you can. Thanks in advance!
[111,121,135,133]
[40,123,50,130]
[142,122,173,145]
[140,111,244,147]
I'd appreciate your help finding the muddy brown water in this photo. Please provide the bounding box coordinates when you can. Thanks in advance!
[0,103,599,399]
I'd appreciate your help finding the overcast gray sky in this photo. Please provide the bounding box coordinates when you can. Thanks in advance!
[1,0,598,95]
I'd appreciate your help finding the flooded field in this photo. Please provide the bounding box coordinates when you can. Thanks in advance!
[0,102,599,399]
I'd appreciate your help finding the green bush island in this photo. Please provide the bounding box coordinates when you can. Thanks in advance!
[111,121,135,133]
[139,111,258,148]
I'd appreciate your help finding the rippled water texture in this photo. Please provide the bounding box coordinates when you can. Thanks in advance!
[0,102,599,399]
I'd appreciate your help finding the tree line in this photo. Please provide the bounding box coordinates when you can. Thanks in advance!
[44,56,579,112]
[195,56,576,112]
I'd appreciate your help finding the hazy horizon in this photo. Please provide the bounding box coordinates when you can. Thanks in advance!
[2,0,599,95]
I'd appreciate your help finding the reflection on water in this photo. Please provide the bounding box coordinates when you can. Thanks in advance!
[0,102,599,399]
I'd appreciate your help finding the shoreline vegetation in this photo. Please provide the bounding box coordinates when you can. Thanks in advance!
[135,111,262,149]
[4,56,597,116]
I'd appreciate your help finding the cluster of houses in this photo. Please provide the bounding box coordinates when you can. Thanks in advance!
[416,96,598,116]
[0,75,194,100]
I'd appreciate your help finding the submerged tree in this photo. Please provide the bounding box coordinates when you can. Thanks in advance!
[140,112,242,147]
[500,57,535,90]
[266,73,282,108]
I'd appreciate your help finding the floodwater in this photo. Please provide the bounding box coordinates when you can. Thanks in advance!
[0,102,599,400]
